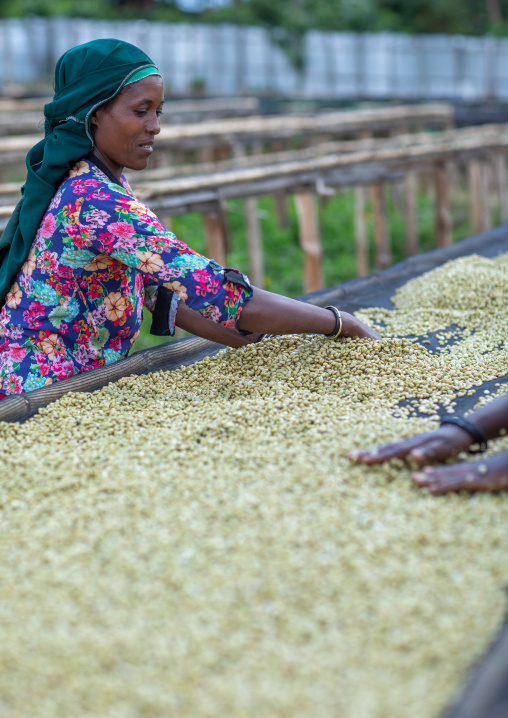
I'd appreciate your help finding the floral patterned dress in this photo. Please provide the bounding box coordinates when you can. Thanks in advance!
[0,158,252,395]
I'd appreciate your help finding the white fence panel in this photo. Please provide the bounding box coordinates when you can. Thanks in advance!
[1,18,508,101]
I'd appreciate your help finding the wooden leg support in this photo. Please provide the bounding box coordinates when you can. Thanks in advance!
[434,162,452,248]
[469,159,490,234]
[405,170,418,256]
[244,196,264,288]
[495,154,508,223]
[370,183,392,271]
[203,209,227,266]
[355,186,368,277]
[294,191,324,294]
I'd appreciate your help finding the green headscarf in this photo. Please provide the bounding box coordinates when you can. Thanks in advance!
[0,38,159,304]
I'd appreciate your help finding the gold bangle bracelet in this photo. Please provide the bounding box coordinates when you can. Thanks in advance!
[324,306,342,340]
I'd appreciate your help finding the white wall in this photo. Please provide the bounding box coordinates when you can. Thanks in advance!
[0,17,506,101]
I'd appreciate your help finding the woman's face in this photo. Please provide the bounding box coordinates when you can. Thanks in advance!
[91,75,164,179]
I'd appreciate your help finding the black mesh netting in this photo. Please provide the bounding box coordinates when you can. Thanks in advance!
[442,616,508,718]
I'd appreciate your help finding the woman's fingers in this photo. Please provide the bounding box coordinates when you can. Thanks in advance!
[349,425,471,466]
[357,323,382,340]
[340,313,382,341]
[350,435,434,465]
[366,327,382,340]
[350,319,382,340]
[407,432,469,463]
[412,451,508,494]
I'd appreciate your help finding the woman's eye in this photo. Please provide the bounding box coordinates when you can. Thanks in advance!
[156,110,163,118]
[135,110,148,117]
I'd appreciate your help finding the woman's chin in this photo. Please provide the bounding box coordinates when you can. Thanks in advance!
[125,158,151,172]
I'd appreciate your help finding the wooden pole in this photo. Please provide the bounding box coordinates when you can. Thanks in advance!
[355,186,368,277]
[244,196,264,287]
[231,140,264,286]
[469,160,482,234]
[370,183,392,270]
[434,162,452,247]
[469,159,490,234]
[294,192,324,293]
[271,140,289,230]
[405,170,418,256]
[495,154,508,223]
[271,139,286,154]
[200,146,215,164]
[212,143,230,162]
[481,161,491,232]
[390,179,404,214]
[202,209,227,266]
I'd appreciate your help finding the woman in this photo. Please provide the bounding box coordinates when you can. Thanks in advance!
[350,393,508,494]
[0,39,380,398]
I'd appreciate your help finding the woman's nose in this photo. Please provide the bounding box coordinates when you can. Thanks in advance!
[147,112,161,135]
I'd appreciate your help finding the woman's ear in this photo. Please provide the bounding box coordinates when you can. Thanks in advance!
[91,105,106,127]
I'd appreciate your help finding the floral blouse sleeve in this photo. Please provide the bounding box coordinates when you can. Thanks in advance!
[0,159,252,395]
[60,160,251,337]
[70,161,223,320]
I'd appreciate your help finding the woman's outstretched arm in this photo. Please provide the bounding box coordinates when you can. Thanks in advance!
[176,286,381,347]
[238,288,381,340]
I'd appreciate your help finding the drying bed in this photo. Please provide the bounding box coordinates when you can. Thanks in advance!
[0,227,508,717]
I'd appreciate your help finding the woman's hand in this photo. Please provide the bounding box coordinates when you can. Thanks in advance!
[341,312,382,341]
[238,288,382,340]
[349,424,473,465]
[412,451,508,494]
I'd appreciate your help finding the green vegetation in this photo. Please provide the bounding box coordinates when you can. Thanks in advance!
[204,0,508,70]
[131,183,477,352]
[0,0,186,21]
[1,0,508,37]
[205,0,508,36]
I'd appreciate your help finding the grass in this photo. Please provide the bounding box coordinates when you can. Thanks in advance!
[131,179,481,352]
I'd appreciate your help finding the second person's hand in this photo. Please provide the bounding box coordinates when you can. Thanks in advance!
[349,423,473,465]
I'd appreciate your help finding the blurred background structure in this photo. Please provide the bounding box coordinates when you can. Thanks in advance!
[1,0,508,99]
[2,15,508,101]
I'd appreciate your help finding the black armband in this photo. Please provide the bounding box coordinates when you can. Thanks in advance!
[440,416,488,454]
